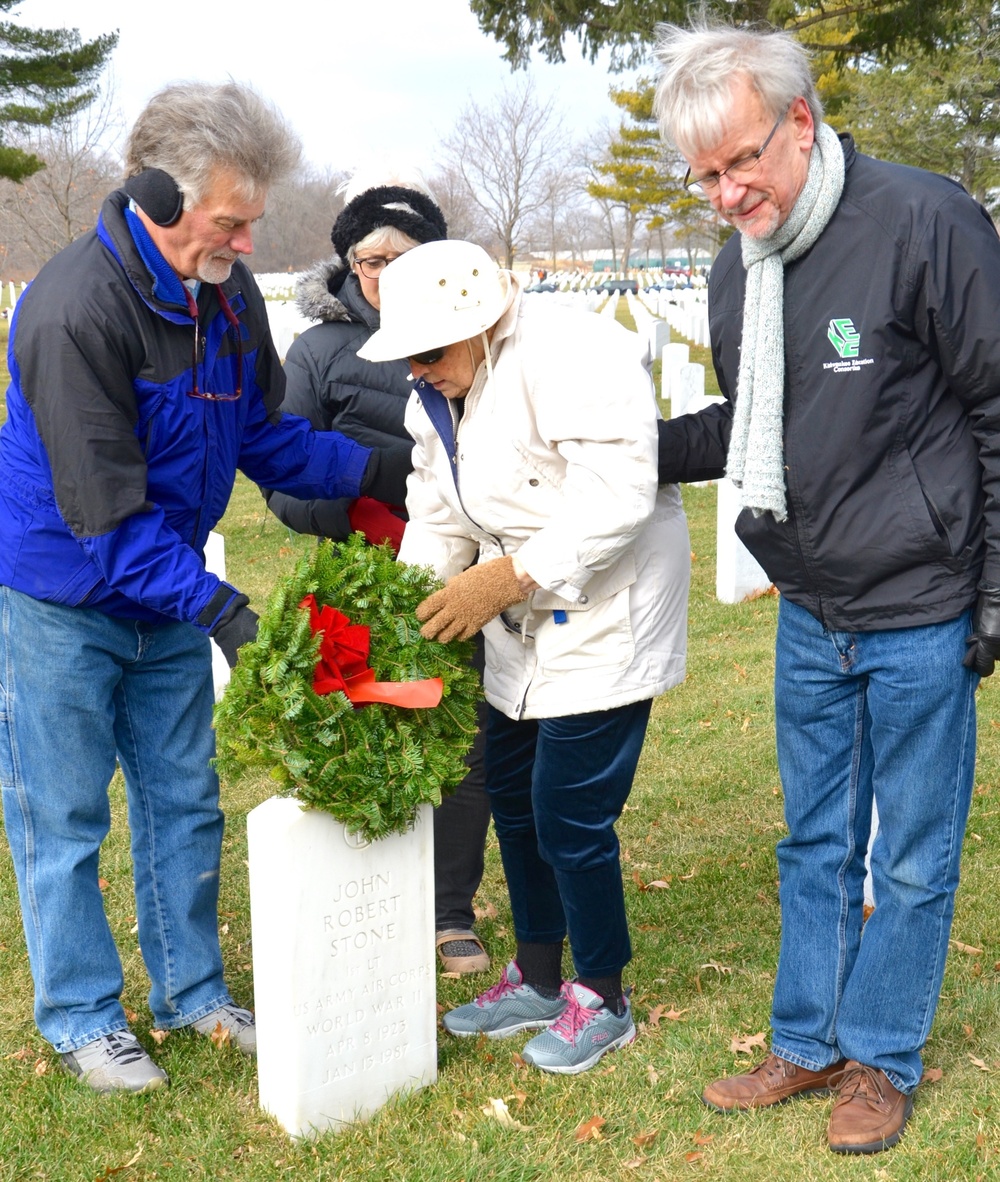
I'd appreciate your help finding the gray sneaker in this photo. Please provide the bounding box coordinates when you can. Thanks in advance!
[61,1029,169,1093]
[442,960,567,1039]
[188,1003,256,1055]
[521,982,635,1074]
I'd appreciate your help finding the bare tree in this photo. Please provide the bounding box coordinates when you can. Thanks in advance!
[428,162,490,246]
[250,167,349,273]
[442,79,565,268]
[0,85,122,273]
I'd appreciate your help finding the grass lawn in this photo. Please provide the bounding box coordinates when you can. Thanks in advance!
[1,303,1000,1180]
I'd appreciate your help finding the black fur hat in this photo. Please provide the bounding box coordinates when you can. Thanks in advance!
[331,185,447,260]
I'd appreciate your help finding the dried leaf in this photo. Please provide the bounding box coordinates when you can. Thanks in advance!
[693,1129,714,1146]
[921,1066,944,1084]
[701,961,732,975]
[633,1130,658,1148]
[730,1031,768,1055]
[208,1021,232,1050]
[511,1052,528,1070]
[149,1028,169,1045]
[440,971,462,979]
[33,1058,47,1075]
[98,877,110,891]
[647,1064,660,1085]
[664,1007,689,1021]
[474,900,498,922]
[951,940,984,956]
[507,1089,527,1108]
[685,1151,704,1163]
[646,880,670,890]
[124,1008,139,1023]
[482,1097,531,1130]
[647,1004,666,1028]
[623,1157,646,1169]
[7,1047,32,1061]
[969,1055,989,1072]
[575,1114,606,1142]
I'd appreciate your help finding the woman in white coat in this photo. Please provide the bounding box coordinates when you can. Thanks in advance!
[359,241,690,1074]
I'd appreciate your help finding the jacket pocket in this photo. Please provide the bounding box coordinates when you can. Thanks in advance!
[534,553,637,676]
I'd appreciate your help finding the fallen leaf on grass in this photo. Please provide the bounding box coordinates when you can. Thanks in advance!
[473,900,498,922]
[921,1067,944,1084]
[623,1158,646,1170]
[507,1089,527,1107]
[149,1028,169,1046]
[647,1065,660,1085]
[633,1130,658,1148]
[511,1052,528,1070]
[440,971,462,979]
[482,1097,530,1131]
[685,1151,704,1163]
[632,871,670,891]
[208,1022,231,1050]
[969,1055,990,1072]
[693,1130,714,1146]
[730,1032,767,1055]
[98,877,110,891]
[575,1115,606,1142]
[701,962,732,976]
[664,1007,689,1021]
[6,1047,32,1061]
[33,1058,47,1075]
[951,940,984,956]
[94,1146,143,1179]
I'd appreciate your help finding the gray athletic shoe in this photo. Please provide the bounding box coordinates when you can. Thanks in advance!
[188,1003,256,1055]
[442,960,567,1039]
[61,1029,169,1093]
[521,982,636,1074]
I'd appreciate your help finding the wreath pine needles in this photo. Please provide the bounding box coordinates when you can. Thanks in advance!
[214,533,480,841]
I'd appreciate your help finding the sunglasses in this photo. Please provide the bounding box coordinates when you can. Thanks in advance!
[184,285,244,401]
[408,345,447,366]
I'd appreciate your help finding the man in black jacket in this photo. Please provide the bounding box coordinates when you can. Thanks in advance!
[654,21,1000,1156]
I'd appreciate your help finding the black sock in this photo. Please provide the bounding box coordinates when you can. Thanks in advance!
[516,941,563,997]
[578,974,625,1016]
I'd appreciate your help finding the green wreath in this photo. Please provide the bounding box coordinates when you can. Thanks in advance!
[213,533,480,841]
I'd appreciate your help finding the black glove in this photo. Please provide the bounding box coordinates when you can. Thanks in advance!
[211,593,259,668]
[360,441,412,507]
[963,586,1000,677]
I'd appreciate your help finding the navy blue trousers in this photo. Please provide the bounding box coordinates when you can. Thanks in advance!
[484,698,651,978]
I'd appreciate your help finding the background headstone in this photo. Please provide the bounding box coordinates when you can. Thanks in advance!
[715,480,772,603]
[248,797,437,1139]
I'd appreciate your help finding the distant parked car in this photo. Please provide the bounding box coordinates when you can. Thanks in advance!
[597,278,638,295]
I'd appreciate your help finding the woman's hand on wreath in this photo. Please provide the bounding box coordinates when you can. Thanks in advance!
[416,556,530,642]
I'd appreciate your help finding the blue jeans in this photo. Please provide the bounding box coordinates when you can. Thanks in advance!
[484,699,652,978]
[0,587,234,1052]
[770,598,977,1094]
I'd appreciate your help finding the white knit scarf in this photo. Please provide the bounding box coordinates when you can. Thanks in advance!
[725,122,845,521]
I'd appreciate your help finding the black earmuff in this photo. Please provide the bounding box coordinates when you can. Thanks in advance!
[123,168,185,227]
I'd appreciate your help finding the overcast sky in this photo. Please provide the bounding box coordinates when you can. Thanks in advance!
[16,0,643,176]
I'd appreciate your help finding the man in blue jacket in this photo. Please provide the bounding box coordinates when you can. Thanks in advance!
[0,81,408,1093]
[655,22,1000,1157]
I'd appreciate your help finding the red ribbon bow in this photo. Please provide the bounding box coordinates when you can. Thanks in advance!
[300,595,443,708]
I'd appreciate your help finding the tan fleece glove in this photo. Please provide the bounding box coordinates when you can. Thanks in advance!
[416,556,529,643]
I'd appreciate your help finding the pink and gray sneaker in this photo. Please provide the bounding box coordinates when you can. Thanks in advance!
[442,960,567,1039]
[521,981,636,1074]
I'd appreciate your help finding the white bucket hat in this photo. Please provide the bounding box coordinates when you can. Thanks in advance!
[357,240,509,363]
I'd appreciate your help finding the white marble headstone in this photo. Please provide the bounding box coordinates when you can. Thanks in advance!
[715,479,772,603]
[247,796,437,1139]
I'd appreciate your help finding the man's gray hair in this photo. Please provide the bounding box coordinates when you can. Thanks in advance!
[653,22,823,156]
[124,81,302,207]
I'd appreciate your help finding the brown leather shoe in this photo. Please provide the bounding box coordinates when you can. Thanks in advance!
[703,1052,846,1112]
[827,1060,914,1154]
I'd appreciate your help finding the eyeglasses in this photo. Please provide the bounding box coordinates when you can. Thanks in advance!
[683,105,791,194]
[184,285,244,401]
[354,254,400,279]
[408,345,447,367]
